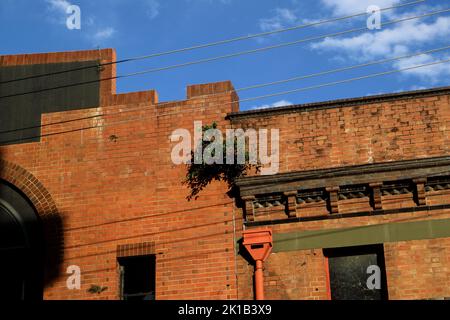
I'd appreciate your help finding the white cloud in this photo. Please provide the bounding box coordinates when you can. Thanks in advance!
[409,85,429,91]
[310,14,450,83]
[393,54,450,83]
[257,0,419,35]
[259,8,298,32]
[45,0,117,43]
[252,100,293,110]
[92,27,116,41]
[46,0,72,13]
[185,0,232,5]
[321,0,401,16]
[146,0,160,19]
[45,0,73,24]
[311,16,450,59]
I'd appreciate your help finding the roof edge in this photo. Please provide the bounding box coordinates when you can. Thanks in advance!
[227,85,450,120]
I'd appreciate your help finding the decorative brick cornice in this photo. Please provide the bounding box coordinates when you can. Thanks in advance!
[245,204,450,227]
[237,156,450,221]
[237,156,450,197]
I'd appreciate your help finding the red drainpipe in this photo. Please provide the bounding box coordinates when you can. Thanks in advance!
[242,228,273,300]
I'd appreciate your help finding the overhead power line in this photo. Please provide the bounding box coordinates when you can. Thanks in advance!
[1,6,449,100]
[239,58,450,104]
[237,45,450,92]
[1,44,449,137]
[0,0,425,84]
[1,57,449,145]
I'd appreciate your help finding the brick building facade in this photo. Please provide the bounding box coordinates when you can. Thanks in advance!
[1,49,450,300]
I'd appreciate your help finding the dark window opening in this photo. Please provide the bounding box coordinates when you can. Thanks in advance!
[118,255,156,301]
[323,244,388,300]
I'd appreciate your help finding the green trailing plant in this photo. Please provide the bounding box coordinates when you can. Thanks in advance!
[184,122,260,200]
[87,285,108,294]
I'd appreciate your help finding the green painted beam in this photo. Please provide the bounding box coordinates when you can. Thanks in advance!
[273,218,450,252]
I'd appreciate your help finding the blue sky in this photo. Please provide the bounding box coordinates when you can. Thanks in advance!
[0,0,449,110]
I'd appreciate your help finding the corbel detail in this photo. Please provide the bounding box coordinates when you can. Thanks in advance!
[369,182,383,211]
[413,178,427,206]
[326,186,339,214]
[242,196,256,222]
[283,191,298,218]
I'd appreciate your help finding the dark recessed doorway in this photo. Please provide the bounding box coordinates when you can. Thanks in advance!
[0,180,44,300]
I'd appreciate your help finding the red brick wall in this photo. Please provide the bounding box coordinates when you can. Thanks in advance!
[232,92,450,300]
[2,48,450,300]
[236,208,450,300]
[384,237,450,300]
[236,235,450,300]
[232,94,450,174]
[237,249,329,300]
[0,49,240,300]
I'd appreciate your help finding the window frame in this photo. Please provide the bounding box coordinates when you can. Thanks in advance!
[117,254,156,301]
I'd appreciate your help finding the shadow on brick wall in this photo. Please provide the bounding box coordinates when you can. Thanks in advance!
[0,152,65,298]
[41,210,64,291]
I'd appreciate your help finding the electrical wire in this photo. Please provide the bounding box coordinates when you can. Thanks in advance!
[0,0,425,85]
[1,57,448,145]
[1,7,449,100]
[0,44,449,137]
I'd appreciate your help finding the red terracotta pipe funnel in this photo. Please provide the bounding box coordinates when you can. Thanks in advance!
[242,228,273,300]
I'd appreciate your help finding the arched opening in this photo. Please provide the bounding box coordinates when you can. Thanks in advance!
[0,180,44,300]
